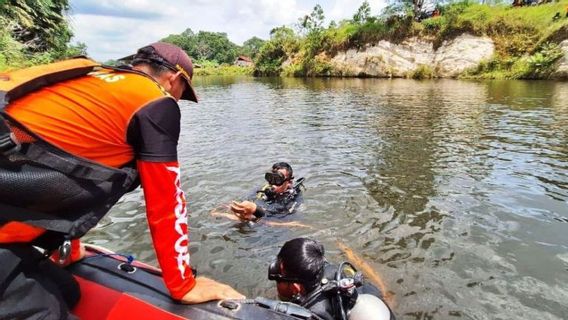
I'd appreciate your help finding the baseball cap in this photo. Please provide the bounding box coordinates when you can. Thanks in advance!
[127,42,198,102]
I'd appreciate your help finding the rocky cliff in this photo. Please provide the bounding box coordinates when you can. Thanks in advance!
[330,34,496,78]
[551,39,568,80]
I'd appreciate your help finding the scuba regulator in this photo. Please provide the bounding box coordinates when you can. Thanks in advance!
[298,262,393,320]
[293,262,363,320]
[334,262,364,320]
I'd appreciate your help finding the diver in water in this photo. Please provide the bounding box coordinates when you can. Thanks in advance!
[268,238,395,320]
[230,162,304,222]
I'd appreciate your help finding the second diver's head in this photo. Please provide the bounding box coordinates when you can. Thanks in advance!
[265,162,294,195]
[268,237,325,301]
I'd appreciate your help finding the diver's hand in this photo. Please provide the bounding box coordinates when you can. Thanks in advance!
[229,201,257,221]
[181,276,245,304]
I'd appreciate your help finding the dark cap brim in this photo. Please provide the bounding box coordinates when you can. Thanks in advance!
[118,54,135,62]
[181,80,198,103]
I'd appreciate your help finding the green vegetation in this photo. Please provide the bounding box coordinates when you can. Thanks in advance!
[464,41,565,79]
[160,29,262,76]
[194,60,253,76]
[0,0,86,71]
[407,64,436,79]
[445,3,568,78]
[1,0,566,79]
[253,0,568,79]
[254,26,300,76]
[163,29,237,65]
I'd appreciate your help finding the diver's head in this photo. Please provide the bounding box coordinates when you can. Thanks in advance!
[269,238,325,301]
[265,162,294,195]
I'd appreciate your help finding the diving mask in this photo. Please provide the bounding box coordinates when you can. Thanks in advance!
[265,171,293,186]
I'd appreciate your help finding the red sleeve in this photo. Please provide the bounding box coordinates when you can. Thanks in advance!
[137,159,196,300]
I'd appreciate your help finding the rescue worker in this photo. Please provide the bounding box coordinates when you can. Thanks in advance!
[230,162,303,221]
[269,238,395,320]
[0,42,244,320]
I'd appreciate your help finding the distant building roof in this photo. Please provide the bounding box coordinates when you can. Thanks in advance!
[236,56,253,62]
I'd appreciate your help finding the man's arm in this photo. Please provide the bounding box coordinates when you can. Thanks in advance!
[138,160,195,299]
[130,98,243,302]
[139,160,245,302]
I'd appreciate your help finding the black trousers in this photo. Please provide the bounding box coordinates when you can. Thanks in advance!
[0,244,80,320]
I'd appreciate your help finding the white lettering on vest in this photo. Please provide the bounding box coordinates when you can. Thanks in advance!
[88,71,125,83]
[166,166,190,279]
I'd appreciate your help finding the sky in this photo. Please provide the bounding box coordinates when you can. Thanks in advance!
[68,0,388,62]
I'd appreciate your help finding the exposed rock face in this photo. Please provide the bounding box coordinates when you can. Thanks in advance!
[331,34,495,78]
[551,40,568,80]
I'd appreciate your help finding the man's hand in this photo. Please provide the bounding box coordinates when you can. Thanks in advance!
[229,201,257,221]
[181,276,245,304]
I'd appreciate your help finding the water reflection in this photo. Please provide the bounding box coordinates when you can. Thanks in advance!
[85,77,568,320]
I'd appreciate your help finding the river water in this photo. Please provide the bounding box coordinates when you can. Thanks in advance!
[84,77,568,320]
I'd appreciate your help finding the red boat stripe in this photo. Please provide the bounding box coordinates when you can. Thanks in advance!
[106,294,187,320]
[72,276,122,320]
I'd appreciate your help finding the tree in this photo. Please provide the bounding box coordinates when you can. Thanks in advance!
[241,36,265,59]
[162,28,197,56]
[412,0,426,20]
[353,1,372,24]
[65,42,87,57]
[0,0,84,68]
[254,26,299,75]
[161,29,239,64]
[194,31,238,64]
[270,26,296,41]
[381,0,435,21]
[266,25,299,55]
[0,0,73,53]
[297,4,325,36]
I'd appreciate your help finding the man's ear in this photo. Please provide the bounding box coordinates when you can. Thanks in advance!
[157,72,174,91]
[169,71,181,85]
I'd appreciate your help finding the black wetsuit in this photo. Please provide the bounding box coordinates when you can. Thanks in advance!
[246,184,303,220]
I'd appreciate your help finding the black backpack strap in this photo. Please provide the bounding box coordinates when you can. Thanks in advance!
[0,89,7,110]
[0,203,75,235]
[23,141,134,183]
[0,116,19,155]
[0,112,137,185]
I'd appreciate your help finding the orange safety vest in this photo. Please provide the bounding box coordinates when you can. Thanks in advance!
[0,58,171,248]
